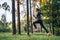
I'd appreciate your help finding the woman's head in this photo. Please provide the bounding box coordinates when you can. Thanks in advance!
[36,8,41,12]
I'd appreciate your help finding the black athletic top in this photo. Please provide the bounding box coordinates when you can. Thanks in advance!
[36,11,42,20]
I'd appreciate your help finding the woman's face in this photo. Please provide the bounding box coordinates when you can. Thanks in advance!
[36,9,38,12]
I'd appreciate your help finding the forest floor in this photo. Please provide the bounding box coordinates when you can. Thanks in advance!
[0,32,60,40]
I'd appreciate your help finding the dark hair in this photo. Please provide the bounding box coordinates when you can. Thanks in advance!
[36,8,40,11]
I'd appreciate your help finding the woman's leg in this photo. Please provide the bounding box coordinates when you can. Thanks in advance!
[33,21,39,29]
[33,20,39,32]
[39,20,49,33]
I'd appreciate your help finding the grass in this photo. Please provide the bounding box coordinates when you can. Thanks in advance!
[0,32,60,40]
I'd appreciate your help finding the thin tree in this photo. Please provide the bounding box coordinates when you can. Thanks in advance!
[17,0,21,34]
[27,0,30,35]
[30,0,33,33]
[12,0,16,34]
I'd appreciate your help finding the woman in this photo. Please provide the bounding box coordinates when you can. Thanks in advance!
[33,8,50,36]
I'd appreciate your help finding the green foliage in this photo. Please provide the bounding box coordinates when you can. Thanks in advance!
[52,0,60,28]
[41,3,52,24]
[40,0,60,35]
[0,21,4,32]
[0,21,11,32]
[41,0,60,27]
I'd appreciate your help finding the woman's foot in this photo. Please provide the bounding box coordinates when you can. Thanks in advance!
[33,28,38,32]
[47,33,51,37]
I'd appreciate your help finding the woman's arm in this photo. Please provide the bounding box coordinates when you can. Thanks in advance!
[33,15,37,19]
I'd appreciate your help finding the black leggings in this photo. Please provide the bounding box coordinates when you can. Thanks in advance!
[33,20,49,33]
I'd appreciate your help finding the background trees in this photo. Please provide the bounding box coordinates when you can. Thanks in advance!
[40,0,60,35]
[52,0,60,35]
[0,2,10,32]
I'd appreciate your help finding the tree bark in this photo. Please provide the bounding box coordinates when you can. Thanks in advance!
[17,0,21,34]
[30,0,33,33]
[12,0,16,34]
[27,0,30,35]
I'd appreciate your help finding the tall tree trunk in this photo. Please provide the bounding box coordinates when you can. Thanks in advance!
[30,0,33,33]
[12,0,16,34]
[27,0,30,35]
[17,0,21,34]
